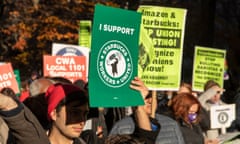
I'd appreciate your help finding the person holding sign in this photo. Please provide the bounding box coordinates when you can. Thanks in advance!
[0,78,158,144]
[110,78,186,144]
[198,80,226,140]
[199,80,226,112]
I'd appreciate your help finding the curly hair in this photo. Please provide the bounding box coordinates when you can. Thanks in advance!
[171,93,201,125]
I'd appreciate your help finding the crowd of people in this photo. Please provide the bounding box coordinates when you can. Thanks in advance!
[0,73,238,144]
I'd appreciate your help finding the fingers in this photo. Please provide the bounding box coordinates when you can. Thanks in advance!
[130,77,149,98]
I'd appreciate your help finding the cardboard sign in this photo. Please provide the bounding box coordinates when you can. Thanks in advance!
[51,43,90,79]
[192,46,226,91]
[0,63,19,93]
[89,4,143,107]
[79,20,92,48]
[137,5,187,90]
[43,55,86,83]
[52,43,90,56]
[210,104,236,129]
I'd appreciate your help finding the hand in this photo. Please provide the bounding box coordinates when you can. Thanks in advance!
[211,86,225,95]
[130,77,149,99]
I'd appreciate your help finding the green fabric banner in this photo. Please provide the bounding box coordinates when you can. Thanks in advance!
[137,5,187,90]
[192,46,226,91]
[89,4,143,107]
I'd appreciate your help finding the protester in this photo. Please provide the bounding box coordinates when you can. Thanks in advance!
[199,80,226,111]
[28,77,55,97]
[170,92,219,144]
[28,70,40,84]
[110,77,185,144]
[0,87,48,144]
[198,80,226,139]
[156,90,174,116]
[19,79,30,102]
[45,83,89,144]
[0,77,157,144]
[75,80,108,144]
[0,87,18,144]
[23,77,55,130]
[177,82,210,133]
[0,117,9,144]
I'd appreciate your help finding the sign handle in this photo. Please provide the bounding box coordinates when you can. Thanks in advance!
[221,127,226,134]
[151,90,157,118]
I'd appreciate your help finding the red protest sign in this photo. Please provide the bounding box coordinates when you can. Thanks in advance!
[0,63,20,93]
[43,55,86,82]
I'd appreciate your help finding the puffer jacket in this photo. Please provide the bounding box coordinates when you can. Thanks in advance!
[109,113,185,144]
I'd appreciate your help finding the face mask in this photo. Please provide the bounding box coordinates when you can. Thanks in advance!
[188,113,197,122]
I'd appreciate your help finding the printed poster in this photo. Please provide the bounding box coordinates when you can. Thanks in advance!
[14,69,21,95]
[0,63,19,93]
[89,4,143,107]
[192,46,226,91]
[210,104,235,129]
[79,20,92,48]
[51,43,90,79]
[137,6,187,90]
[43,55,86,83]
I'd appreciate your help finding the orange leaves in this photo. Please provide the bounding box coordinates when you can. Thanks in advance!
[12,36,27,50]
[43,16,78,30]
[9,11,20,18]
[36,16,78,42]
[13,52,30,65]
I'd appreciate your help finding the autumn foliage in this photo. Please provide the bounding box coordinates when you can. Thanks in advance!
[0,0,120,79]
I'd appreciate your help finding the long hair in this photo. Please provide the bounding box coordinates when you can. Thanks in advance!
[171,93,201,125]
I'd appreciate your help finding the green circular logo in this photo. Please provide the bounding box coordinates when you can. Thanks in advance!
[97,40,132,88]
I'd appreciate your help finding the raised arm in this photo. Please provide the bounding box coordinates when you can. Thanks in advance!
[0,93,49,144]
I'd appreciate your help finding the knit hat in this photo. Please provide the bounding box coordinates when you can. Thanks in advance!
[45,83,82,120]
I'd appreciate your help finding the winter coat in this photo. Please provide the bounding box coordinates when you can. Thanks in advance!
[0,117,8,144]
[110,113,185,144]
[0,103,49,144]
[178,120,204,144]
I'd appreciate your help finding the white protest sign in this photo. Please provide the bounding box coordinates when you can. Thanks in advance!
[210,104,235,130]
[51,43,90,80]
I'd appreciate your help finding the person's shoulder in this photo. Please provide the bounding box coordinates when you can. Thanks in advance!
[155,113,175,122]
[109,116,135,135]
[114,116,134,125]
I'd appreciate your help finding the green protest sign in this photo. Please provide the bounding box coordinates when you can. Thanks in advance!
[79,20,92,48]
[14,69,21,96]
[89,4,143,107]
[192,46,226,91]
[137,6,187,90]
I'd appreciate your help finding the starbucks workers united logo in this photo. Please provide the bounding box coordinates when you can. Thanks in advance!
[97,40,133,88]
